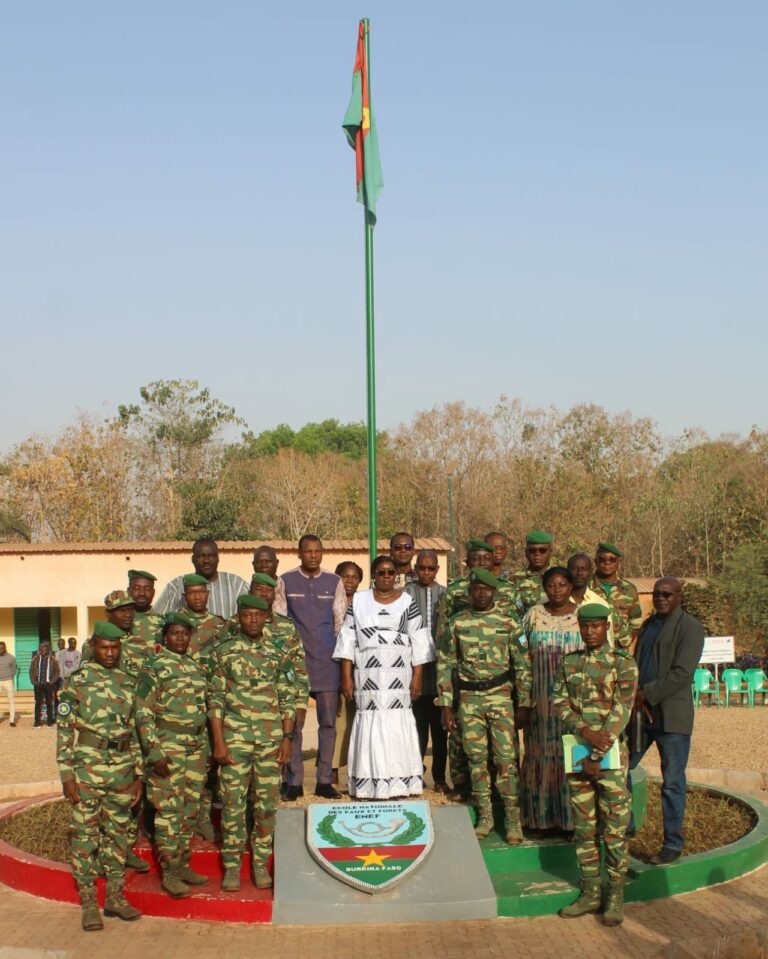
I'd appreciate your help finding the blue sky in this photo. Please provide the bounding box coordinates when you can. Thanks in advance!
[2,1,766,450]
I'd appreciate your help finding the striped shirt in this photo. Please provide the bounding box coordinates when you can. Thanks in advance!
[154,571,249,620]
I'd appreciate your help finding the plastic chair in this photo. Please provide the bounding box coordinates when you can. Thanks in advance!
[744,669,767,707]
[721,668,746,706]
[693,668,719,707]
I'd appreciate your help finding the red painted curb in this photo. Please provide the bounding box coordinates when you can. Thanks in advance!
[0,795,273,923]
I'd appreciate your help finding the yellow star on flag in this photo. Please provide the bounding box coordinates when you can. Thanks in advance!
[356,848,390,867]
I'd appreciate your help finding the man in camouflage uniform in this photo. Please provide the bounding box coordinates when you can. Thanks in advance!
[438,569,532,844]
[209,594,296,891]
[485,531,511,581]
[57,621,143,931]
[135,613,210,899]
[178,574,225,667]
[589,543,643,651]
[127,570,164,649]
[552,603,638,926]
[507,529,553,612]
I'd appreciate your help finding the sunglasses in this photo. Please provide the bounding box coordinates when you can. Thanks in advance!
[652,590,678,599]
[527,546,550,554]
[391,543,414,551]
[376,569,396,576]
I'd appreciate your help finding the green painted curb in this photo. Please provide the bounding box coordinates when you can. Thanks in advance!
[481,771,767,917]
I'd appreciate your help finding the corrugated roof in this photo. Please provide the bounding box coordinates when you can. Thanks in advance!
[629,577,707,593]
[0,537,453,555]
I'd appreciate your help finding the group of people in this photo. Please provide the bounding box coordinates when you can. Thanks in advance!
[51,529,705,931]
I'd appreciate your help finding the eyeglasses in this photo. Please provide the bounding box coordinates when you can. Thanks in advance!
[652,590,678,599]
[376,569,396,576]
[391,543,414,551]
[416,565,437,572]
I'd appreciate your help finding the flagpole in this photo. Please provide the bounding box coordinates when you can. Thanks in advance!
[363,18,378,566]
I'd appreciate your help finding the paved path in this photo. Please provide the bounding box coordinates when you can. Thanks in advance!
[0,861,765,958]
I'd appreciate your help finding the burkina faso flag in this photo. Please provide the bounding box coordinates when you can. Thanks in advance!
[342,19,383,225]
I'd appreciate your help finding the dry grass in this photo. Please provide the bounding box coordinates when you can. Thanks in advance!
[630,780,755,862]
[0,797,71,863]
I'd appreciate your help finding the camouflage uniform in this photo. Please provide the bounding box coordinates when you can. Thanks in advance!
[208,629,296,870]
[552,645,637,882]
[135,647,209,873]
[437,605,532,831]
[81,628,155,679]
[56,661,142,890]
[507,569,547,613]
[437,576,522,631]
[132,610,164,650]
[588,576,643,650]
[179,606,225,672]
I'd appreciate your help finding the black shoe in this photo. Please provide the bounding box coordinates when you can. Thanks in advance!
[9,722,15,728]
[649,847,682,866]
[280,781,288,799]
[285,786,304,801]
[314,784,341,800]
[625,825,637,838]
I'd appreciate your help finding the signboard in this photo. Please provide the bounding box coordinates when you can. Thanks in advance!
[306,801,434,894]
[700,636,735,665]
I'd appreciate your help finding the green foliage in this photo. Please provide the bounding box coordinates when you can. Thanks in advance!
[242,419,372,460]
[175,483,249,541]
[681,582,731,637]
[716,542,768,653]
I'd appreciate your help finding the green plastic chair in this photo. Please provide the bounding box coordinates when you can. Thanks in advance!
[693,667,719,706]
[744,669,767,707]
[722,668,745,706]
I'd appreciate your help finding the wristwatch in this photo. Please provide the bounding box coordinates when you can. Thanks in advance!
[282,731,295,741]
[590,750,601,762]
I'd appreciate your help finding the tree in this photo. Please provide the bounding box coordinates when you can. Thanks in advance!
[717,542,768,654]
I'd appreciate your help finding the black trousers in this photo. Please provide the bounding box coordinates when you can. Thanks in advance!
[412,695,448,784]
[34,683,56,726]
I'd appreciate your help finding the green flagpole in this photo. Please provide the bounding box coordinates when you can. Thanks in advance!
[363,18,378,566]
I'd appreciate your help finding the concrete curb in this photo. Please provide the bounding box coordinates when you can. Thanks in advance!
[687,768,768,795]
[0,782,59,801]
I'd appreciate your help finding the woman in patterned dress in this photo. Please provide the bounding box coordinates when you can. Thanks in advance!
[519,566,583,832]
[333,555,434,800]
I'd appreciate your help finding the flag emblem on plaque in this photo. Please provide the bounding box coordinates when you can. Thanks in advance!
[306,801,434,893]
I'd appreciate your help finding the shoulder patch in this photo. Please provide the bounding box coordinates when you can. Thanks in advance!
[56,700,72,718]
[517,635,528,649]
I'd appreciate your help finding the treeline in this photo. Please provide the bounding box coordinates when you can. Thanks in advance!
[1,381,766,647]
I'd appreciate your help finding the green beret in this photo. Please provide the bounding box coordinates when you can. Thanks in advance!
[597,542,622,558]
[470,568,500,589]
[163,612,194,629]
[526,530,553,544]
[183,574,209,587]
[251,572,277,588]
[92,621,126,640]
[104,590,136,610]
[466,538,494,554]
[127,569,157,582]
[578,603,611,622]
[237,594,269,611]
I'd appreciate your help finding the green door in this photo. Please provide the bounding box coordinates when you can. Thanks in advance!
[13,608,62,690]
[14,609,38,691]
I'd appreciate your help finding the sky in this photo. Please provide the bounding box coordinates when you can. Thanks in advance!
[2,1,766,451]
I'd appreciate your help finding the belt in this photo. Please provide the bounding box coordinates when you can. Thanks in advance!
[156,716,207,736]
[457,671,511,692]
[78,730,132,752]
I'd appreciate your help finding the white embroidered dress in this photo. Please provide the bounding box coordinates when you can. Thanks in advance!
[333,590,435,799]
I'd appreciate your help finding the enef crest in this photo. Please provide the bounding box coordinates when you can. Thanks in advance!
[306,800,434,893]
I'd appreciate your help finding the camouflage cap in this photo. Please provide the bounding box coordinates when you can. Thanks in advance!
[127,569,157,582]
[526,530,553,544]
[92,620,126,640]
[104,590,136,610]
[183,573,209,588]
[251,572,277,588]
[577,603,612,622]
[469,568,500,589]
[237,594,269,611]
[465,538,494,554]
[596,542,622,558]
[163,612,195,629]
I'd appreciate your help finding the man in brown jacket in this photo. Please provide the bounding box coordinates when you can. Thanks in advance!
[30,640,61,727]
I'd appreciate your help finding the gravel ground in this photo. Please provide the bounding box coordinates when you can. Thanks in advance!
[0,704,765,789]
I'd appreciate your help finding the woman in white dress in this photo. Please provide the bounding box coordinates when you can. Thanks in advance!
[333,555,435,800]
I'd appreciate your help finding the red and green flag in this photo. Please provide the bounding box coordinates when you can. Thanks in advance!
[342,19,383,225]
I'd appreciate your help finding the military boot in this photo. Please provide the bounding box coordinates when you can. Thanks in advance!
[558,877,602,918]
[195,813,215,842]
[252,864,273,889]
[161,865,190,899]
[602,880,625,926]
[178,863,209,886]
[504,807,524,845]
[79,886,103,932]
[125,849,149,873]
[104,880,142,921]
[221,866,241,892]
[474,806,494,839]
